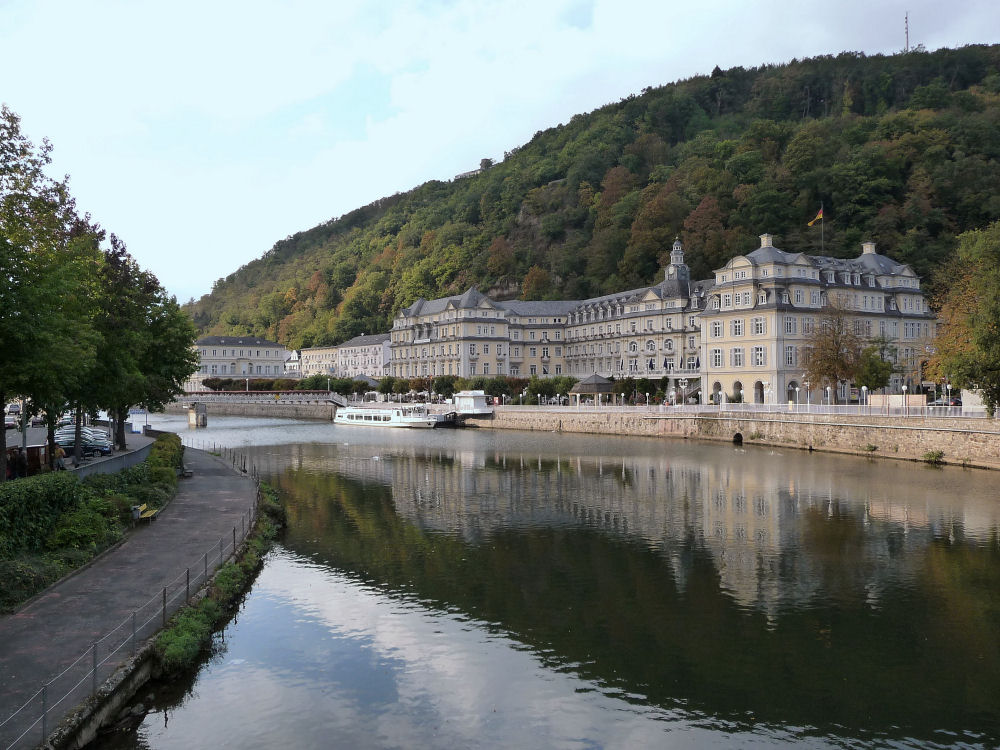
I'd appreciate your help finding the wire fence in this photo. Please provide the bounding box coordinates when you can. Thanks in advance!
[0,445,262,750]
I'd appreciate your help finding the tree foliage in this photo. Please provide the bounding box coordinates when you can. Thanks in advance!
[184,45,1000,350]
[929,221,1000,415]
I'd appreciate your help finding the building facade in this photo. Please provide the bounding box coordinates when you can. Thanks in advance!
[336,333,391,380]
[300,345,339,377]
[700,234,936,404]
[379,232,936,404]
[188,336,289,391]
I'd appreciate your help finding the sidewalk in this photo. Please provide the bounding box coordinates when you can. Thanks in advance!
[0,447,257,748]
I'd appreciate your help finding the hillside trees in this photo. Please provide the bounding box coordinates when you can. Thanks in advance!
[184,45,1000,346]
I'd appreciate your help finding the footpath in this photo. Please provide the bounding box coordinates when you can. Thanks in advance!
[0,446,257,749]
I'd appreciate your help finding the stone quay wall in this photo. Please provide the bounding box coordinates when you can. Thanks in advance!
[163,402,335,421]
[467,410,1000,471]
[161,401,999,470]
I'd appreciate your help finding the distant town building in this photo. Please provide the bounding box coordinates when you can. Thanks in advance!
[284,349,301,378]
[300,345,339,377]
[701,234,936,404]
[337,333,391,380]
[187,336,289,391]
[389,233,936,404]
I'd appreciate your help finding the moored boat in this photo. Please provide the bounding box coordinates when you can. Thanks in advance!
[334,404,453,428]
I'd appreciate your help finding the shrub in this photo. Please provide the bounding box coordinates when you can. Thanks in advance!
[46,498,123,552]
[147,433,183,470]
[156,602,216,674]
[922,450,945,464]
[148,465,178,489]
[0,472,89,557]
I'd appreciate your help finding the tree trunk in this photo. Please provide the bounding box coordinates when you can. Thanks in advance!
[73,403,84,467]
[0,389,7,483]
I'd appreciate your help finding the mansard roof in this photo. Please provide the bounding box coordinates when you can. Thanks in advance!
[339,332,390,348]
[400,287,495,318]
[497,299,578,317]
[196,335,282,347]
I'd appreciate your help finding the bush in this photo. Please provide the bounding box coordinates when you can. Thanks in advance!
[0,472,89,557]
[923,450,945,464]
[148,465,178,489]
[147,433,183,470]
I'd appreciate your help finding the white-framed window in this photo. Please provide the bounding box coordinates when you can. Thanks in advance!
[711,321,722,338]
[664,339,673,351]
[752,346,766,366]
[752,317,766,335]
[785,345,796,366]
[688,336,695,349]
[758,292,767,304]
[529,365,537,375]
[646,340,656,352]
[711,349,723,367]
[629,341,638,353]
[731,319,744,336]
[687,356,697,369]
[724,293,733,308]
[731,348,744,367]
[785,317,796,334]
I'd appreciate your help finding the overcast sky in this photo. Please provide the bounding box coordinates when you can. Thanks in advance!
[3,0,998,302]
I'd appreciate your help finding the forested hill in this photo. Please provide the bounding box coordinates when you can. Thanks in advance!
[185,45,1000,349]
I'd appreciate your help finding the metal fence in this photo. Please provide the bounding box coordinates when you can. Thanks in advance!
[496,403,985,418]
[0,446,262,750]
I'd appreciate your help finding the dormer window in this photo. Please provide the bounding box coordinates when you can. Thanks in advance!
[758,292,767,304]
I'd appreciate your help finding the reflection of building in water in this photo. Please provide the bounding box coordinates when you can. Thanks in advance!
[253,441,999,619]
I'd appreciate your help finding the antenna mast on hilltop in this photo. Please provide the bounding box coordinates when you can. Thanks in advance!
[905,11,909,52]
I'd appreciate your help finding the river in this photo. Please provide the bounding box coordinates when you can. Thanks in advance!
[95,415,1000,749]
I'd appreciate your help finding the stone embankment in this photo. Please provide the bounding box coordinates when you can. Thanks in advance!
[164,400,1000,470]
[465,409,1000,470]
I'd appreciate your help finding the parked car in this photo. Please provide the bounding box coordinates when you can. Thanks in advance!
[4,414,16,430]
[929,397,962,406]
[5,402,21,415]
[55,428,113,457]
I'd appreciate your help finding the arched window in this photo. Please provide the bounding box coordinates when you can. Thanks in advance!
[646,340,656,352]
[629,341,638,353]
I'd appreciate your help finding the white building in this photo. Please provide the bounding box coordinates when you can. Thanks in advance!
[187,336,289,391]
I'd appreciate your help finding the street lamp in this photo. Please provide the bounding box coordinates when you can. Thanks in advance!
[245,377,249,392]
[795,386,800,409]
[537,393,541,407]
[861,385,867,412]
[902,384,908,417]
[826,385,831,407]
[327,377,331,392]
[946,383,952,406]
[803,380,810,411]
[645,392,649,407]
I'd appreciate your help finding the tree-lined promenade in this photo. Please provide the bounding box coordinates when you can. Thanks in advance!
[0,105,198,481]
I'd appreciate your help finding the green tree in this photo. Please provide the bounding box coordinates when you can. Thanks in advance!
[930,222,1000,415]
[800,298,863,404]
[855,344,895,393]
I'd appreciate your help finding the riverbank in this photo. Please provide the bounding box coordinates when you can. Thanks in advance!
[163,400,1000,471]
[465,409,1000,470]
[0,449,259,750]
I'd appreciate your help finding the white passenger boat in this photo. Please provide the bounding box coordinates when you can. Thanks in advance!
[334,404,451,428]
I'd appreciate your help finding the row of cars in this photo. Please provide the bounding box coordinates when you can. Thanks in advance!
[54,425,113,457]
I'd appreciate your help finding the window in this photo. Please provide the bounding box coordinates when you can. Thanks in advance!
[542,347,549,358]
[731,348,744,367]
[758,292,767,304]
[752,318,766,335]
[731,319,744,336]
[723,293,732,308]
[530,347,537,357]
[687,356,697,370]
[529,365,537,375]
[646,340,656,352]
[785,345,796,366]
[483,344,490,354]
[752,346,766,366]
[664,358,674,371]
[664,339,673,351]
[688,336,695,349]
[629,341,638,353]
[711,321,722,338]
[784,317,796,334]
[803,318,814,334]
[711,349,723,367]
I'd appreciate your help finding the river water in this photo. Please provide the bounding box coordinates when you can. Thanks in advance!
[96,415,1000,749]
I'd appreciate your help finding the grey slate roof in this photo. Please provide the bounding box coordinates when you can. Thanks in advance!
[339,332,390,348]
[196,335,282,347]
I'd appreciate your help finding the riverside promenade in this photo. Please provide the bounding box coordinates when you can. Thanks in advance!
[0,446,258,749]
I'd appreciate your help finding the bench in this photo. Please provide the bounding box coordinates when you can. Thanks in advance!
[133,503,159,523]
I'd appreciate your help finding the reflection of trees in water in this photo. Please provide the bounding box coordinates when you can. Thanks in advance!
[270,466,1000,744]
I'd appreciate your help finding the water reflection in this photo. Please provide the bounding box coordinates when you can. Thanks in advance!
[109,416,1000,748]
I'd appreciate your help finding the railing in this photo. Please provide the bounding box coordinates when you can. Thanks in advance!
[0,444,263,750]
[493,404,988,418]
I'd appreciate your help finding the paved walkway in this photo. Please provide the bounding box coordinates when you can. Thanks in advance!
[0,448,256,749]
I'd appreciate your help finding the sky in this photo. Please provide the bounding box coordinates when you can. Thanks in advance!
[2,0,998,303]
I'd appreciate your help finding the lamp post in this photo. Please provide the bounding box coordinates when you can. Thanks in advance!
[861,385,867,413]
[795,386,800,410]
[946,383,952,406]
[902,384,908,417]
[245,377,249,393]
[803,380,810,411]
[537,393,541,407]
[327,377,331,393]
[679,378,688,405]
[670,389,676,406]
[645,392,649,408]
[826,385,831,408]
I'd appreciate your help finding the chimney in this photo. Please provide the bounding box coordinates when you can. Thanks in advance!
[861,241,876,255]
[759,233,773,248]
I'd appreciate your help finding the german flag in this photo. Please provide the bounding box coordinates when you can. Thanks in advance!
[807,207,824,226]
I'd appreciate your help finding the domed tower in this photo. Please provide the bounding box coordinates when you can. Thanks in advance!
[665,237,690,283]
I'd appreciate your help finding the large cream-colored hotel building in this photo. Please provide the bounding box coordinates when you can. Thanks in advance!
[389,234,935,404]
